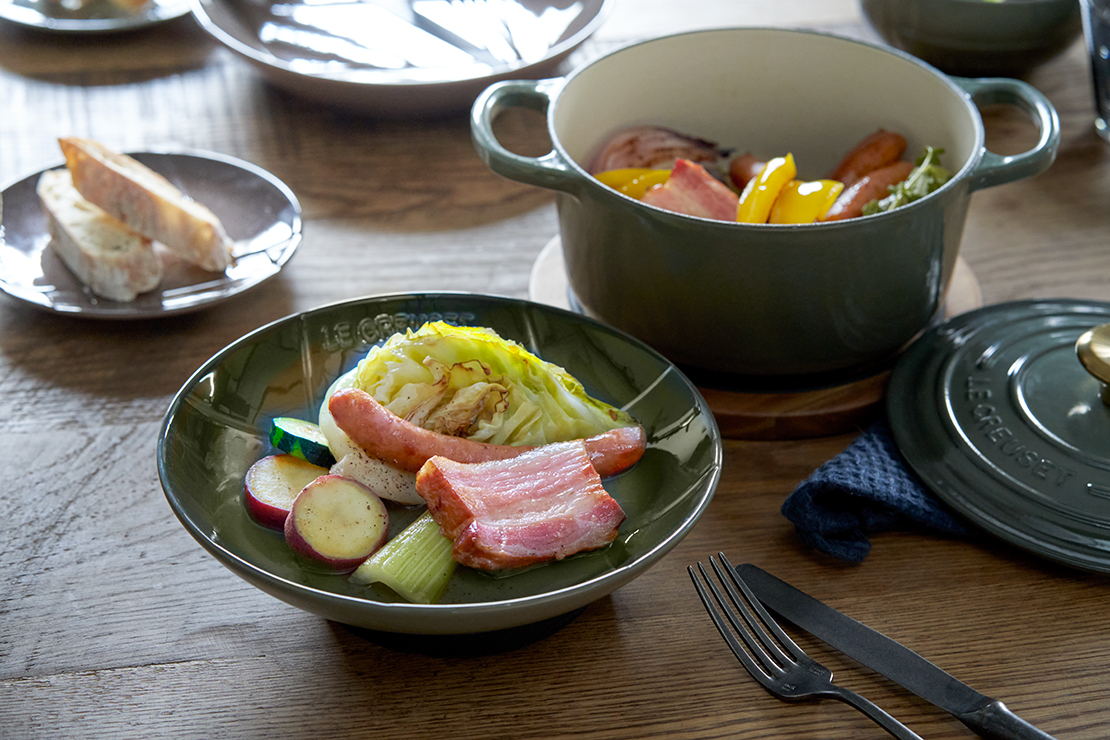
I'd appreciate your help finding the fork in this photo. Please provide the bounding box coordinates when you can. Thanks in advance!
[690,553,923,740]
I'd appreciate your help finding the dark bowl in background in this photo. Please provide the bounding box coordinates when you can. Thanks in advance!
[860,0,1083,77]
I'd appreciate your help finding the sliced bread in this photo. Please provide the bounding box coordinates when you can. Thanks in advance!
[59,137,233,273]
[37,168,163,303]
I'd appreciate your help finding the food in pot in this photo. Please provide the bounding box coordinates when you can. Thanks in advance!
[587,125,730,175]
[728,152,767,190]
[595,168,672,199]
[589,127,949,224]
[769,178,845,224]
[827,129,908,187]
[860,146,950,215]
[823,161,915,221]
[636,159,738,222]
[737,154,797,223]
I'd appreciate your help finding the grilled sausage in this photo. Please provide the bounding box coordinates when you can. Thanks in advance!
[728,152,767,190]
[821,160,915,222]
[329,388,647,478]
[828,129,907,187]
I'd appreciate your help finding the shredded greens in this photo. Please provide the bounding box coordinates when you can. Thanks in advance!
[352,322,636,446]
[862,146,951,216]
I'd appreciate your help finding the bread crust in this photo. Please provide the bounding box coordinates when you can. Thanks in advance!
[37,168,163,303]
[59,137,233,272]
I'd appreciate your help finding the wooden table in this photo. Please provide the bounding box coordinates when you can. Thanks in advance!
[2,2,1108,738]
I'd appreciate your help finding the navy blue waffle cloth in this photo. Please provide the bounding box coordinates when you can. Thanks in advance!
[781,421,972,562]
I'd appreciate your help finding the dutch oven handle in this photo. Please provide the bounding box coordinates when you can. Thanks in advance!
[470,78,582,194]
[955,76,1061,193]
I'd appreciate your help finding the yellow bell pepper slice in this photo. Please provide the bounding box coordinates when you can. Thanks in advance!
[737,154,797,224]
[769,179,845,224]
[595,168,672,200]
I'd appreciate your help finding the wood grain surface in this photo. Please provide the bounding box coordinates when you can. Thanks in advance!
[2,2,1109,739]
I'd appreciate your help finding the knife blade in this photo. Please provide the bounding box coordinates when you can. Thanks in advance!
[738,563,1056,740]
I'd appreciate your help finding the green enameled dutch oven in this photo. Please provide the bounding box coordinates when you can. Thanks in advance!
[471,28,1060,379]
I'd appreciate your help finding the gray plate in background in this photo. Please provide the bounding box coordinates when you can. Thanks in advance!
[0,149,302,319]
[0,0,190,33]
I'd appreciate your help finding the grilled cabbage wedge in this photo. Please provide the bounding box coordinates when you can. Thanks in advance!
[351,321,638,446]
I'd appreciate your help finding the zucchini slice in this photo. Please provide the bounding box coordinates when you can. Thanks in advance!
[270,417,336,468]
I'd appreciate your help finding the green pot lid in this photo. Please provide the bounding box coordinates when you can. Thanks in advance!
[888,299,1110,572]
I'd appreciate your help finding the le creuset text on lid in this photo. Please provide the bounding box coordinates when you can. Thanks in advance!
[887,299,1110,572]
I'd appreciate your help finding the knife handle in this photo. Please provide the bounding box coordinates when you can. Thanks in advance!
[962,700,1057,740]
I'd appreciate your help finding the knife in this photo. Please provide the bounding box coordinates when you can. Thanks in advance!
[738,563,1057,740]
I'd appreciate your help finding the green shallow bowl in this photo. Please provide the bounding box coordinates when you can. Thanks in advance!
[157,293,722,634]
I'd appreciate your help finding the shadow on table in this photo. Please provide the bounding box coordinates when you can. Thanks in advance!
[330,603,599,657]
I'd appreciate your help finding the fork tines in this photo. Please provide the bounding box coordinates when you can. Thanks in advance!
[689,554,924,740]
[689,553,821,694]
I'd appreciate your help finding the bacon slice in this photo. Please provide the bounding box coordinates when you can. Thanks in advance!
[641,159,739,221]
[415,441,626,570]
[328,388,646,478]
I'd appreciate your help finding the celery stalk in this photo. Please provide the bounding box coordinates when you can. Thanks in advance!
[350,512,456,604]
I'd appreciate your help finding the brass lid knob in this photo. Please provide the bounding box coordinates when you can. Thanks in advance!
[1076,322,1110,405]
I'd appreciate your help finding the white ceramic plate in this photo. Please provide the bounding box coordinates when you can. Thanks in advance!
[0,0,190,33]
[189,0,611,115]
[0,149,302,319]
